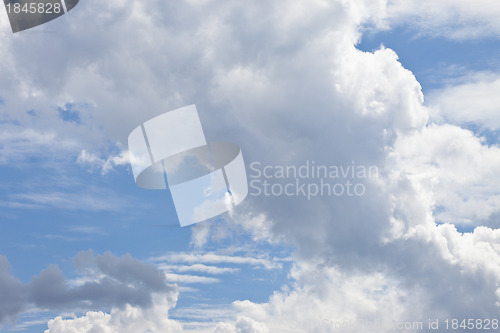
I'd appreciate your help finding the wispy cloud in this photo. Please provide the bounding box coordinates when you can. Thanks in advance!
[163,274,220,285]
[386,0,500,39]
[7,317,54,331]
[150,250,289,291]
[0,126,78,166]
[68,226,105,235]
[158,264,239,275]
[77,149,130,175]
[151,252,284,270]
[172,303,237,323]
[40,234,79,242]
[1,190,127,212]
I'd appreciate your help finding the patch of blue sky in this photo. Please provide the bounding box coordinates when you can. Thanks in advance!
[357,26,500,93]
[57,103,81,124]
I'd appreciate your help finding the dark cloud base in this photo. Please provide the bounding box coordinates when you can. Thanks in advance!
[0,251,176,326]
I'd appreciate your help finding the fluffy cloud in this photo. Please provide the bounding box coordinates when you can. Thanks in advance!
[1,0,500,331]
[390,124,500,227]
[214,223,500,331]
[213,316,269,333]
[45,294,182,333]
[216,263,421,333]
[0,251,179,327]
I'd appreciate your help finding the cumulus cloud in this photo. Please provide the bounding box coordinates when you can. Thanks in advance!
[0,251,178,327]
[1,0,500,331]
[151,0,500,330]
[214,225,500,331]
[45,294,182,333]
[390,123,500,227]
[213,316,269,333]
[212,260,425,333]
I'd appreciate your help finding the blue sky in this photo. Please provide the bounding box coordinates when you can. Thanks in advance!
[0,147,292,331]
[1,1,500,332]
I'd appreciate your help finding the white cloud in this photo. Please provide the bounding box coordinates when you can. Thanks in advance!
[151,249,288,293]
[77,149,130,174]
[152,252,283,271]
[213,222,500,331]
[190,223,212,248]
[389,123,500,226]
[159,264,239,275]
[213,316,269,333]
[427,72,500,129]
[214,261,421,333]
[45,294,182,333]
[409,224,500,279]
[164,273,220,285]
